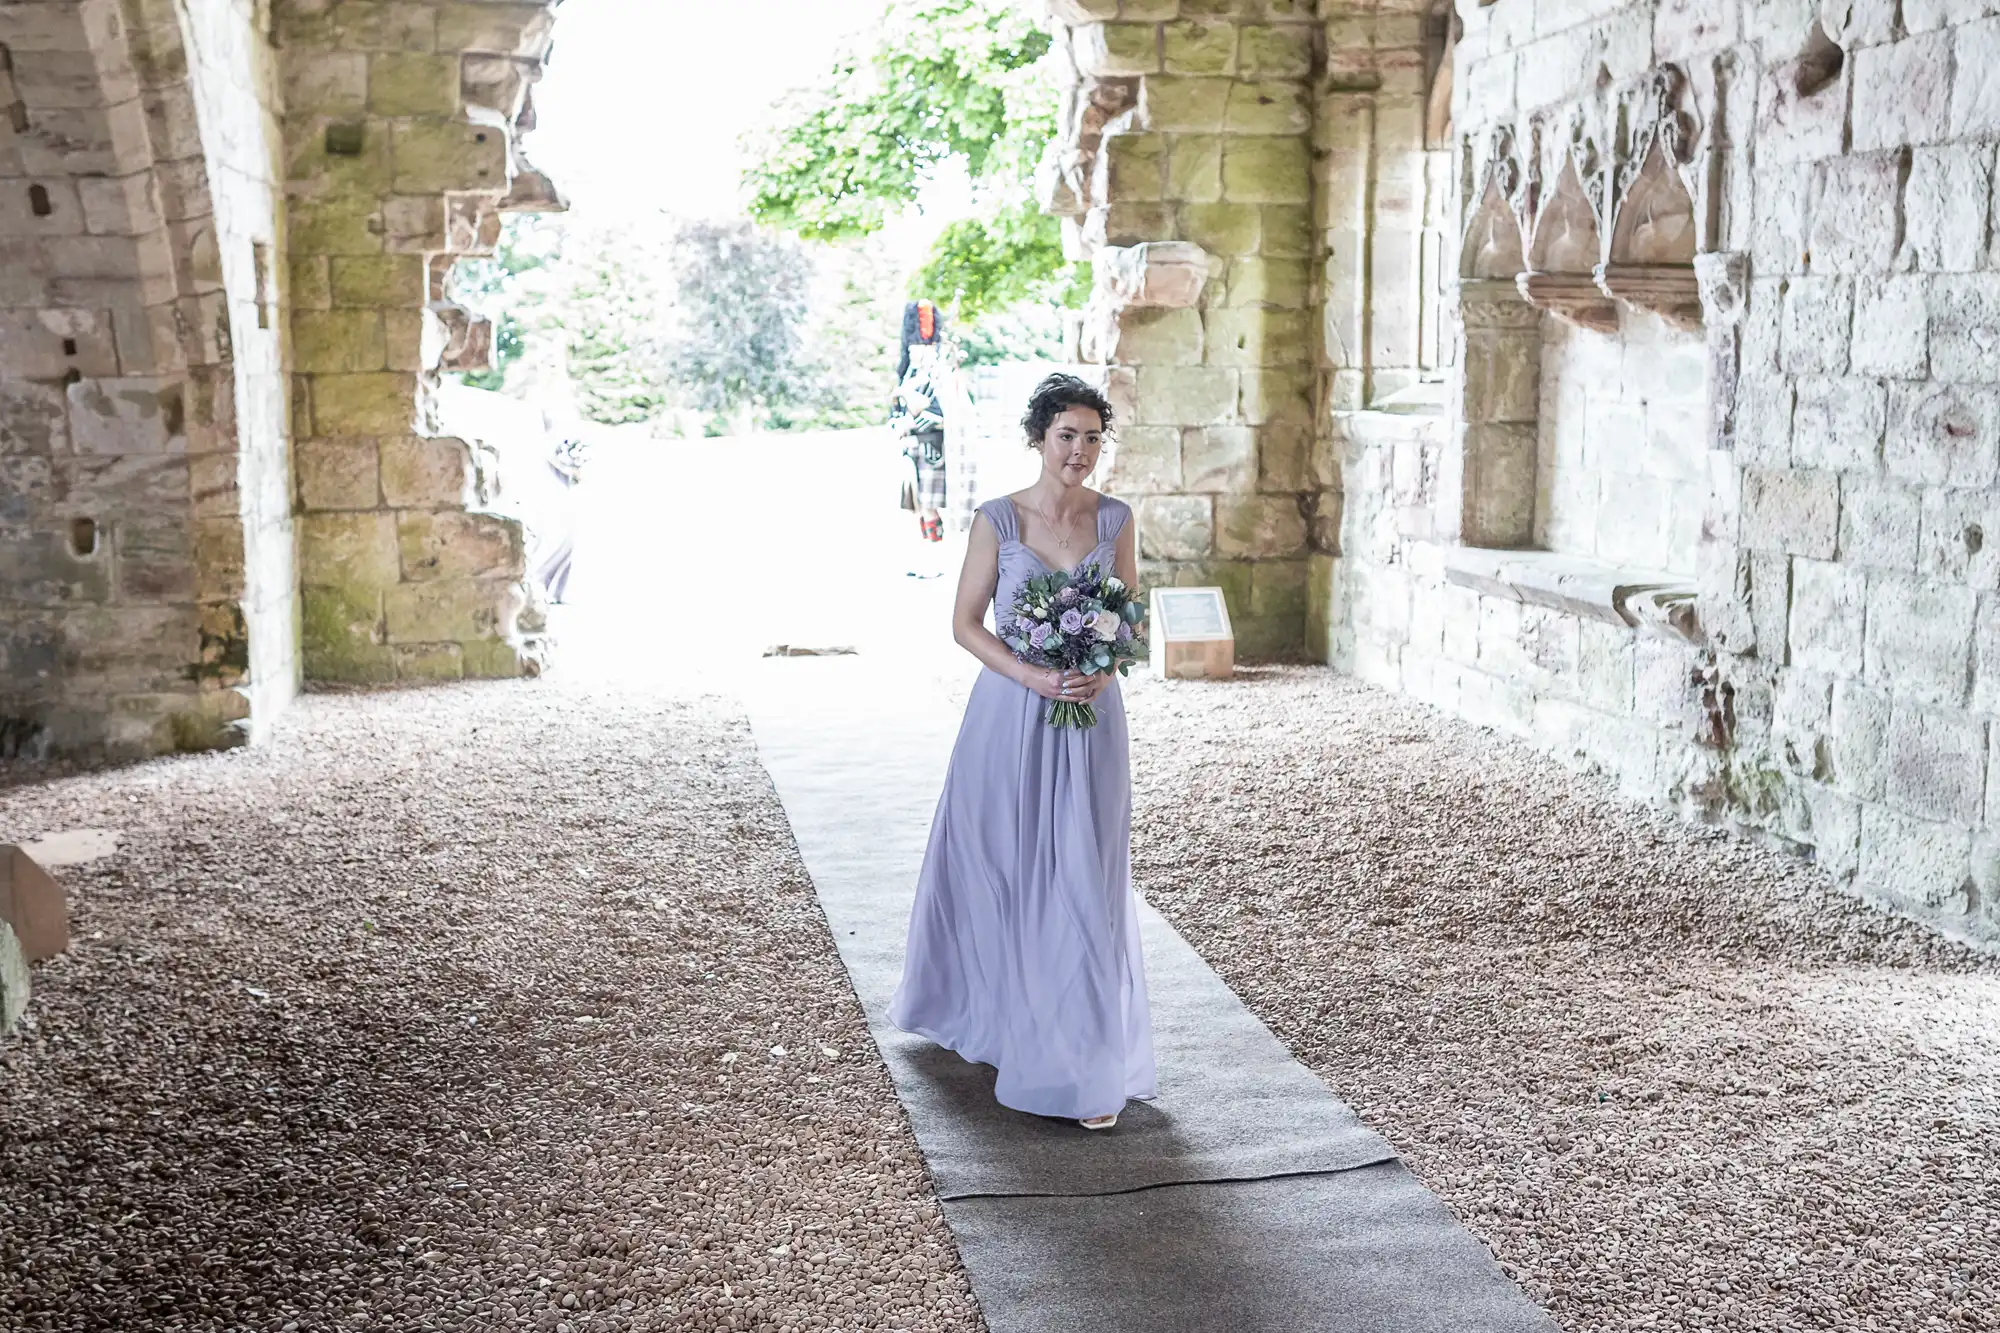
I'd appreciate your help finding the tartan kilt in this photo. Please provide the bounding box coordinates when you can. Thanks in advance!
[908,430,948,511]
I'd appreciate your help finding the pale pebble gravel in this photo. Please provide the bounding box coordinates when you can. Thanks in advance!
[1126,666,2000,1333]
[0,681,983,1333]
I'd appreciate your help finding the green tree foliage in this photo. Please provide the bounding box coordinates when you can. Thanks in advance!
[562,237,671,426]
[744,0,1085,321]
[665,220,818,432]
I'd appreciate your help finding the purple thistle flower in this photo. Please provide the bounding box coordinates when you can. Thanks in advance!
[1059,608,1086,635]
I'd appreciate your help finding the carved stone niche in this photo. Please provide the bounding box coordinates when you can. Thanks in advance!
[1595,75,1703,329]
[1518,158,1614,332]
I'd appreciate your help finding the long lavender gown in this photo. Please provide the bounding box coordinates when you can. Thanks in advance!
[888,494,1157,1121]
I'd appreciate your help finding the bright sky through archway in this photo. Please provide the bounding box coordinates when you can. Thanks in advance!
[528,0,896,220]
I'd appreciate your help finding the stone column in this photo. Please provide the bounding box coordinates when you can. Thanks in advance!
[279,2,562,685]
[1047,0,1319,660]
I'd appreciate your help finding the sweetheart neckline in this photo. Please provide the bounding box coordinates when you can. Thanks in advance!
[1003,537,1113,578]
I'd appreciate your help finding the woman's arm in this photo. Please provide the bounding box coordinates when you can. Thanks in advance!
[953,515,1066,697]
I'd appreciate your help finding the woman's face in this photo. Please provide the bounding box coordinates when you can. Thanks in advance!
[1038,406,1104,485]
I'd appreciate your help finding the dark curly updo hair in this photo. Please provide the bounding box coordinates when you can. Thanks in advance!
[1021,373,1114,448]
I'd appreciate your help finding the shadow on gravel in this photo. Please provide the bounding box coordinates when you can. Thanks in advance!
[0,681,982,1333]
[1127,666,2000,1333]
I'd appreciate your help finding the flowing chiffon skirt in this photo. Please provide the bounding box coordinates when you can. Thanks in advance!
[887,667,1156,1120]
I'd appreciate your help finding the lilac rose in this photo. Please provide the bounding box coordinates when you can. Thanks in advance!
[1059,608,1086,635]
[1057,586,1081,605]
[1115,620,1133,643]
[1029,622,1053,649]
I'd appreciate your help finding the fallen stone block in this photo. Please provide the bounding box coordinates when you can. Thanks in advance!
[0,845,70,963]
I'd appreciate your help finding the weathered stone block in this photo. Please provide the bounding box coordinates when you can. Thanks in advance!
[1781,277,1852,375]
[0,381,70,455]
[1831,677,1892,798]
[1259,205,1313,258]
[1072,21,1161,76]
[1177,202,1261,255]
[1163,19,1237,75]
[1141,76,1231,132]
[1838,478,1919,572]
[1790,557,1866,674]
[383,576,521,644]
[311,373,417,436]
[1740,467,1838,558]
[1904,143,1993,273]
[396,510,524,581]
[1948,16,2000,137]
[1221,137,1310,204]
[1810,151,1907,274]
[1250,557,1310,621]
[1104,425,1181,494]
[1258,424,1311,492]
[369,52,461,116]
[1733,375,1795,467]
[1239,367,1311,427]
[1162,135,1221,202]
[379,434,473,507]
[294,310,388,373]
[284,49,369,113]
[1886,382,2000,488]
[1887,703,1988,824]
[1202,308,1310,368]
[1919,489,2000,589]
[1182,425,1257,492]
[1136,365,1237,425]
[1851,33,1952,150]
[1138,494,1214,559]
[299,511,399,588]
[1791,376,1885,473]
[1226,80,1311,134]
[1215,494,1306,559]
[1925,273,2000,383]
[1973,594,2000,714]
[1238,24,1312,78]
[1097,132,1166,201]
[329,254,425,308]
[391,119,507,194]
[1850,277,1929,379]
[392,641,465,681]
[296,438,380,511]
[1220,257,1309,308]
[1858,805,1972,916]
[1111,306,1203,364]
[1865,574,1975,704]
[65,378,183,455]
[435,3,556,56]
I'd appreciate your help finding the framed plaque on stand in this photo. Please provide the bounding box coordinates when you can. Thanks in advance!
[1150,587,1235,679]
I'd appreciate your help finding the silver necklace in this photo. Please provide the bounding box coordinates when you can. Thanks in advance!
[1026,496,1083,553]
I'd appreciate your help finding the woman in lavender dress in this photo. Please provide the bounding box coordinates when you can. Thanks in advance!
[888,375,1156,1130]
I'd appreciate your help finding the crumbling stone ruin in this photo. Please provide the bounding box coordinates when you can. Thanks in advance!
[0,0,560,759]
[1049,0,2000,944]
[3,0,1998,946]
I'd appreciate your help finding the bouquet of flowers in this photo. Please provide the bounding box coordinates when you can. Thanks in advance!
[1001,563,1148,729]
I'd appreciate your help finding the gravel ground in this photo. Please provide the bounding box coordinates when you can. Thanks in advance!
[1126,666,2000,1333]
[0,681,982,1333]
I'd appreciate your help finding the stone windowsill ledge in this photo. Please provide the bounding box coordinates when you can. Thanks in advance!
[1433,545,1701,641]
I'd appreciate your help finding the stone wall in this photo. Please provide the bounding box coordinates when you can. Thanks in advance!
[1325,0,2000,944]
[278,0,560,685]
[0,0,272,758]
[1044,0,1329,659]
[0,0,559,757]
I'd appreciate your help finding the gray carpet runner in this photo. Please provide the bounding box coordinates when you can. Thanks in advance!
[747,658,1556,1333]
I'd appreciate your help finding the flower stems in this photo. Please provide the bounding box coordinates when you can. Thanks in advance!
[1045,700,1098,730]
